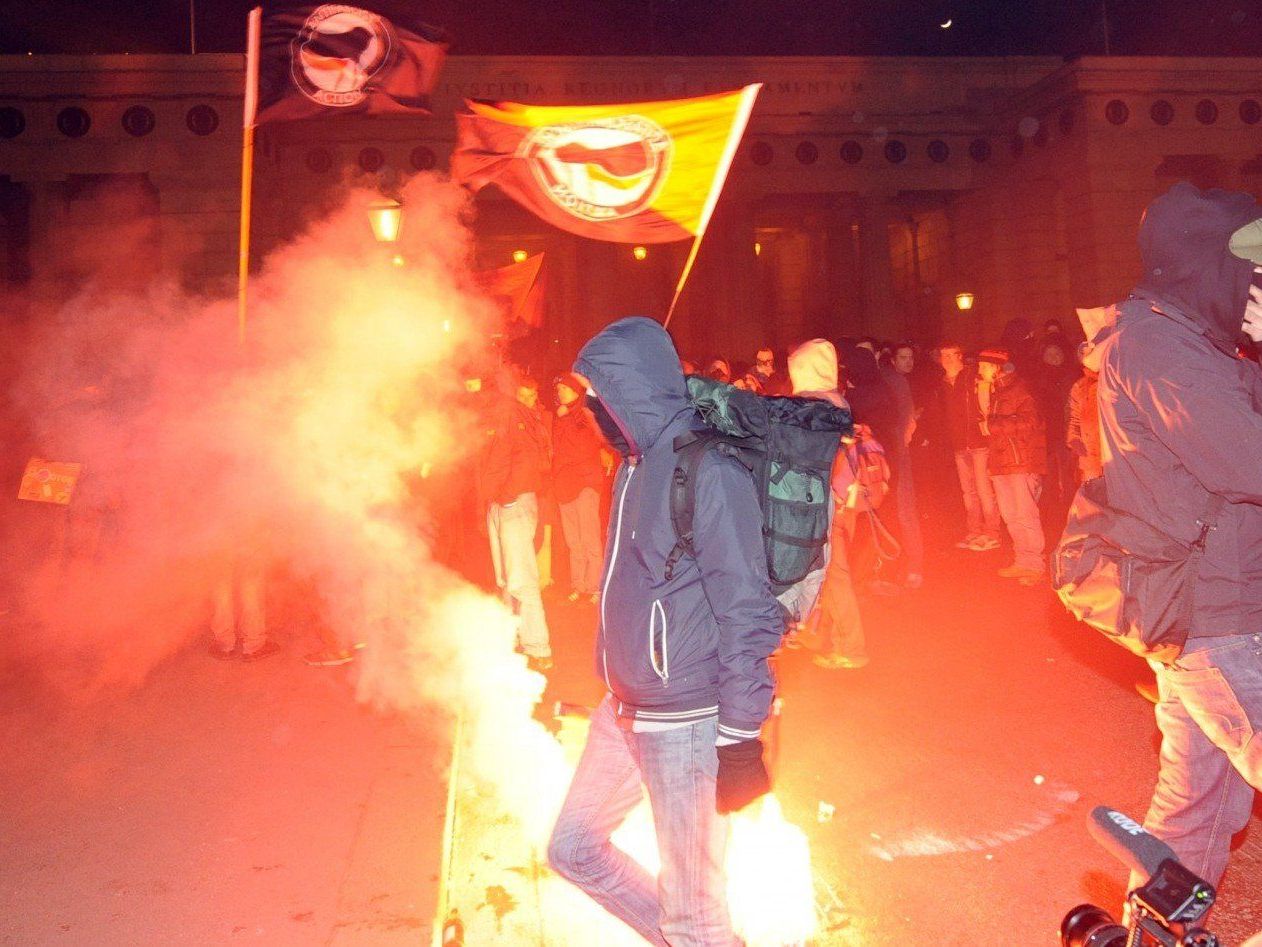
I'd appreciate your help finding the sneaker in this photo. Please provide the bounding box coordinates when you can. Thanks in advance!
[242,640,281,662]
[997,564,1026,578]
[304,648,354,667]
[1135,680,1160,704]
[955,534,982,549]
[208,643,236,661]
[526,654,554,673]
[1017,572,1046,587]
[566,591,581,603]
[969,535,1001,551]
[868,579,902,597]
[904,573,923,591]
[588,593,599,606]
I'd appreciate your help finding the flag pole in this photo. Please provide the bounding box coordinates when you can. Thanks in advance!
[237,6,262,345]
[662,83,761,330]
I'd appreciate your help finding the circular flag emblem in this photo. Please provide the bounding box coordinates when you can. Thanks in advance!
[521,116,673,222]
[290,5,393,108]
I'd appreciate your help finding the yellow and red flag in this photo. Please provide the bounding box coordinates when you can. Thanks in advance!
[452,85,761,244]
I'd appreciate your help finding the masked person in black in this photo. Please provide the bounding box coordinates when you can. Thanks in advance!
[549,317,783,947]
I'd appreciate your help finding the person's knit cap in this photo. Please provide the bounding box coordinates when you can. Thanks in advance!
[977,348,1010,366]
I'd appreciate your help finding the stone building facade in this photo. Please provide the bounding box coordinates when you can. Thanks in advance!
[1,53,1260,357]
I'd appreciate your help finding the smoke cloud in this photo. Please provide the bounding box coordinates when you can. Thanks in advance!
[0,172,565,821]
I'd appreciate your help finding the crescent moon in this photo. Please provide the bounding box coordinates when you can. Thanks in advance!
[940,18,953,28]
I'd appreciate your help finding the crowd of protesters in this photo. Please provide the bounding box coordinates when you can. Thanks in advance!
[449,313,1109,675]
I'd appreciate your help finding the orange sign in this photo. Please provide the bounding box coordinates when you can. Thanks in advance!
[18,458,82,505]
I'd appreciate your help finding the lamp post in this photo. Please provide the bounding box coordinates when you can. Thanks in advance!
[368,199,404,265]
[955,292,975,312]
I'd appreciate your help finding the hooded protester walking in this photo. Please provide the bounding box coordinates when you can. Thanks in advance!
[1091,181,1262,902]
[548,317,784,946]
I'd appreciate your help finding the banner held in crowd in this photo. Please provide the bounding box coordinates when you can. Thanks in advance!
[255,3,449,124]
[451,85,761,246]
[475,252,547,333]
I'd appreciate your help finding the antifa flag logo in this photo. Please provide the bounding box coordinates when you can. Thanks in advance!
[291,5,394,108]
[520,116,673,222]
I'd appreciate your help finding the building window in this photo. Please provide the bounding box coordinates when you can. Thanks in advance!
[0,106,25,139]
[884,140,907,164]
[305,147,333,173]
[121,105,156,137]
[840,141,863,164]
[186,104,219,135]
[1105,100,1129,125]
[795,141,818,165]
[1194,100,1218,125]
[1240,100,1261,125]
[927,140,949,163]
[358,147,385,172]
[57,107,91,138]
[410,145,436,170]
[1150,100,1174,126]
[749,142,773,166]
[1058,109,1075,135]
[968,138,991,162]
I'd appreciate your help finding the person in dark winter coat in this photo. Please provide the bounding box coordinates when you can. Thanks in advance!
[1096,181,1262,898]
[548,317,784,946]
[551,372,607,601]
[977,349,1046,582]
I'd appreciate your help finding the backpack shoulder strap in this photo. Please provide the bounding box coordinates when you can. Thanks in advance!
[666,431,748,581]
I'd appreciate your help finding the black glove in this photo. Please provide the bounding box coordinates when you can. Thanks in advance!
[715,739,771,814]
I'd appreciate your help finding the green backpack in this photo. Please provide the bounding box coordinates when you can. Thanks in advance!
[665,375,853,595]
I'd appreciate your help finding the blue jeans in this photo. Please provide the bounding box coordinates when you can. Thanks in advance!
[548,695,736,946]
[1138,633,1262,890]
[990,472,1045,572]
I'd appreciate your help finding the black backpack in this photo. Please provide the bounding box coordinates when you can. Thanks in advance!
[665,375,853,595]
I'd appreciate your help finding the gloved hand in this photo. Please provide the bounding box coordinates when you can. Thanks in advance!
[715,739,771,814]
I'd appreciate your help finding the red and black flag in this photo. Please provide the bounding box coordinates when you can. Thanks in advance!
[255,3,449,124]
[451,86,761,244]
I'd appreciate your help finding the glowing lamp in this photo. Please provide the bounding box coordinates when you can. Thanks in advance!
[632,245,648,261]
[391,254,406,267]
[754,242,762,256]
[367,199,403,244]
[512,249,528,264]
[955,292,976,311]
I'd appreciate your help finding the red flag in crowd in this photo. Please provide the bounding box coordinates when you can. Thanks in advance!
[255,3,449,124]
[476,253,546,331]
[451,85,761,244]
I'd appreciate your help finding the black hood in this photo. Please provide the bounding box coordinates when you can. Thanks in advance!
[1135,181,1262,349]
[573,316,691,456]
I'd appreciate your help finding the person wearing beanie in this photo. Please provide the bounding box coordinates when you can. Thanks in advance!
[788,340,868,668]
[976,347,1047,584]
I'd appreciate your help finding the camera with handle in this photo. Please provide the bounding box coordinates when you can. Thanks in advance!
[1061,806,1218,947]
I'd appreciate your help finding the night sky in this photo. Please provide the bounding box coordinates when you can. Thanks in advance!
[0,0,1260,58]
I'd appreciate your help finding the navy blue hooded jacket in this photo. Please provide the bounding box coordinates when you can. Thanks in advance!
[574,317,784,742]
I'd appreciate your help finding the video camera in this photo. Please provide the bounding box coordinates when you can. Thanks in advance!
[1061,807,1218,947]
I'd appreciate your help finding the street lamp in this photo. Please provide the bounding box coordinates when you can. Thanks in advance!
[512,249,528,263]
[632,245,648,261]
[367,198,403,244]
[955,292,976,311]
